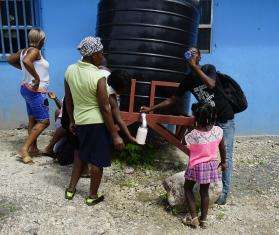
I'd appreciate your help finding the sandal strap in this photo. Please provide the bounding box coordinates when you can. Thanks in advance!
[85,194,104,205]
[65,188,76,200]
[198,216,207,223]
[66,191,74,197]
[191,217,199,222]
[22,155,34,164]
[182,215,191,225]
[191,217,199,228]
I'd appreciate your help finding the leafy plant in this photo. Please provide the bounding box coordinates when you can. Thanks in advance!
[159,193,168,202]
[119,179,138,188]
[170,205,185,215]
[171,206,179,215]
[217,211,225,220]
[115,143,156,166]
[0,203,17,221]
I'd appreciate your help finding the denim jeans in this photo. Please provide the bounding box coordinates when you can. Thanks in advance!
[20,85,49,121]
[218,119,235,195]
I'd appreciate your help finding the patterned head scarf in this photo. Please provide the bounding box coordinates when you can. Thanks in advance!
[77,36,103,57]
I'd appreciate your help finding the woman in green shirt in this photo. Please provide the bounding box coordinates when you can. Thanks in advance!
[64,37,124,205]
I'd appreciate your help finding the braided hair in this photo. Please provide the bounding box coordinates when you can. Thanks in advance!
[191,103,217,128]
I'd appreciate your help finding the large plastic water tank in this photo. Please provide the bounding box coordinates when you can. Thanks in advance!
[96,0,200,113]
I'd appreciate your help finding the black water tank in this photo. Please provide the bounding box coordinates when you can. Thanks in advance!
[96,0,200,113]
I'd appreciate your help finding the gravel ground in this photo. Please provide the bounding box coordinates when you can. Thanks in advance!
[0,129,279,235]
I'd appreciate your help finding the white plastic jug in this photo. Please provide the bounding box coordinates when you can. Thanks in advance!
[136,113,148,145]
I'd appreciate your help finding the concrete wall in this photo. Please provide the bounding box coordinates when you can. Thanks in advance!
[201,0,279,134]
[0,0,98,128]
[0,0,278,134]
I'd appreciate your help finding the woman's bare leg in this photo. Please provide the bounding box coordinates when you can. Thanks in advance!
[44,127,66,155]
[28,116,40,155]
[19,119,50,162]
[89,165,103,198]
[67,151,86,192]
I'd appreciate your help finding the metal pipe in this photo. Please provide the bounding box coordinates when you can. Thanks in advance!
[13,0,20,50]
[22,0,28,48]
[0,2,6,57]
[5,0,13,53]
[30,0,35,26]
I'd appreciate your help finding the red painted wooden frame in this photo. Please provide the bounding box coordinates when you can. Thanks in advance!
[121,79,195,153]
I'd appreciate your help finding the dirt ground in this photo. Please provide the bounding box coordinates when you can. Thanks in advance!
[0,129,278,235]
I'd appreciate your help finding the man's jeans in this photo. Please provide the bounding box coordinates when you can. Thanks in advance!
[218,119,235,195]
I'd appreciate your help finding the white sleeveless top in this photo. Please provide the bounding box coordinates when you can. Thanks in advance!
[20,48,50,92]
[99,69,121,106]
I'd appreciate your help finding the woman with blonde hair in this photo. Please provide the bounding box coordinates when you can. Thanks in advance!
[8,28,50,164]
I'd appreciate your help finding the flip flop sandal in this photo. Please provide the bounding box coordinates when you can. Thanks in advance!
[182,216,199,229]
[42,151,56,157]
[21,155,34,164]
[85,194,104,206]
[29,150,43,157]
[199,217,208,229]
[65,188,76,200]
[182,215,192,225]
[81,173,90,178]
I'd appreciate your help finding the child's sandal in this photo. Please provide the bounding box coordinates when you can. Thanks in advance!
[65,188,76,200]
[199,217,208,229]
[182,215,191,225]
[85,194,104,206]
[182,216,199,229]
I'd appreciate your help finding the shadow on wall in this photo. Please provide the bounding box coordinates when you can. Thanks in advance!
[0,107,56,130]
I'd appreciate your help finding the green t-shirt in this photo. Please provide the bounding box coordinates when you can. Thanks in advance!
[65,60,106,125]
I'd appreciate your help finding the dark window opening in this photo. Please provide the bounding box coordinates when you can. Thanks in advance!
[0,0,39,61]
[197,0,213,53]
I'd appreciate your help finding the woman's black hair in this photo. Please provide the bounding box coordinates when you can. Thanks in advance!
[107,70,131,93]
[191,102,217,128]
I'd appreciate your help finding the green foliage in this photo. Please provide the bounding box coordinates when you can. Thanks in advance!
[9,205,17,213]
[113,159,123,170]
[119,179,138,188]
[159,193,168,202]
[217,211,225,220]
[0,203,17,221]
[136,192,154,202]
[171,206,179,215]
[116,143,156,166]
[170,205,185,215]
[258,160,268,166]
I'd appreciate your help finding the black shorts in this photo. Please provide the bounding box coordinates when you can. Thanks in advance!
[76,124,112,168]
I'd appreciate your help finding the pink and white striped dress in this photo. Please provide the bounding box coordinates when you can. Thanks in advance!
[184,126,223,184]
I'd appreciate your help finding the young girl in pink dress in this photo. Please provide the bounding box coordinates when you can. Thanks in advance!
[183,103,227,228]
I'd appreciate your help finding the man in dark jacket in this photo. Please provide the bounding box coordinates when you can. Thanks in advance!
[141,47,235,205]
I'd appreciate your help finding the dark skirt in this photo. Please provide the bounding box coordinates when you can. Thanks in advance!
[185,160,221,184]
[61,99,80,150]
[76,124,112,168]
